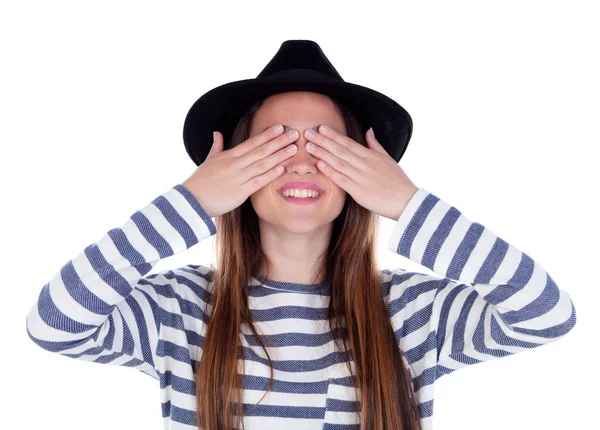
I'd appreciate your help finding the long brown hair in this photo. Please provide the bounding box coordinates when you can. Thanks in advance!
[194,93,423,430]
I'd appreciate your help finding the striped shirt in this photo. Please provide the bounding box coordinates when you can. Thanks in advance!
[25,183,577,430]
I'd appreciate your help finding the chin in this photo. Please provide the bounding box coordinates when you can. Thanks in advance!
[280,221,323,234]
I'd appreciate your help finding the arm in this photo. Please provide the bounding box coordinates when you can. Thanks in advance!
[25,184,216,380]
[384,188,576,379]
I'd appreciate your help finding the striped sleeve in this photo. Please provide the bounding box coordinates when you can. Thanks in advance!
[25,184,216,380]
[385,188,577,378]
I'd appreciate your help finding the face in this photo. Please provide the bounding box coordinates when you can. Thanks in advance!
[249,91,347,233]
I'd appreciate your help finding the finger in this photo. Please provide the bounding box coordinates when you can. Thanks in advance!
[234,124,286,158]
[315,160,357,195]
[238,129,299,170]
[241,153,291,195]
[365,127,387,156]
[206,131,222,158]
[315,125,371,158]
[243,139,297,185]
[305,129,368,170]
[306,140,363,183]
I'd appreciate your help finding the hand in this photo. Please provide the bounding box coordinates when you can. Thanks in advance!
[304,125,419,221]
[182,125,300,218]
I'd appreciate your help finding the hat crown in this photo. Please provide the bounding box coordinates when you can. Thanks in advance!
[256,40,343,81]
[183,39,413,167]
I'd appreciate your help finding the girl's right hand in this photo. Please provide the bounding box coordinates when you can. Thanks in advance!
[181,125,299,218]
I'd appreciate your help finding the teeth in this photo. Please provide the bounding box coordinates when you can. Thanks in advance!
[282,189,321,198]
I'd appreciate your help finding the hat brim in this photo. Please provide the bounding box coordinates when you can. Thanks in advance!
[183,77,413,166]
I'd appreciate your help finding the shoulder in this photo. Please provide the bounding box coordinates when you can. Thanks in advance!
[379,267,456,308]
[140,263,216,313]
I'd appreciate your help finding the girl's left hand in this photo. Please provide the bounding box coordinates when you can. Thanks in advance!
[304,124,419,221]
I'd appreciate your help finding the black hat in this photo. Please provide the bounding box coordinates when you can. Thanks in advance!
[182,39,413,166]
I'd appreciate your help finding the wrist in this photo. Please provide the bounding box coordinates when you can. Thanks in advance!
[393,185,419,222]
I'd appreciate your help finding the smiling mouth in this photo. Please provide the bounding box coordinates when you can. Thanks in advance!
[278,190,325,205]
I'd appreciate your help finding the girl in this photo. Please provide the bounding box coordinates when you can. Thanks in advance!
[26,40,576,430]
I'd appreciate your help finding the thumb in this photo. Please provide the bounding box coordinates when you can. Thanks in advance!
[365,127,387,155]
[207,131,223,158]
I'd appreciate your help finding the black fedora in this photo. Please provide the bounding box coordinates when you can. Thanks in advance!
[182,39,413,166]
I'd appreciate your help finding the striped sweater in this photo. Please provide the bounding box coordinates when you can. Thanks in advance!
[26,183,577,430]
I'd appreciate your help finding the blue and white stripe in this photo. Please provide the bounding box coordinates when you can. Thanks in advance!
[26,184,576,430]
[383,188,576,428]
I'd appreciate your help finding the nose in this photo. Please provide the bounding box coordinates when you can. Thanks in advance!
[283,129,319,172]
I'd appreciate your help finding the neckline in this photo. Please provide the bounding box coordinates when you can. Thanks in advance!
[251,273,332,296]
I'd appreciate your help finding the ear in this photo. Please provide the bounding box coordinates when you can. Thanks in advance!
[365,127,387,155]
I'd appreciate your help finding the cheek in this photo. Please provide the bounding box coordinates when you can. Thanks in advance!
[327,187,347,209]
[250,189,262,204]
[332,185,346,200]
[250,187,273,208]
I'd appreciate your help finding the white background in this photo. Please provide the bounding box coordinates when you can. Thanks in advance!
[2,1,597,429]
